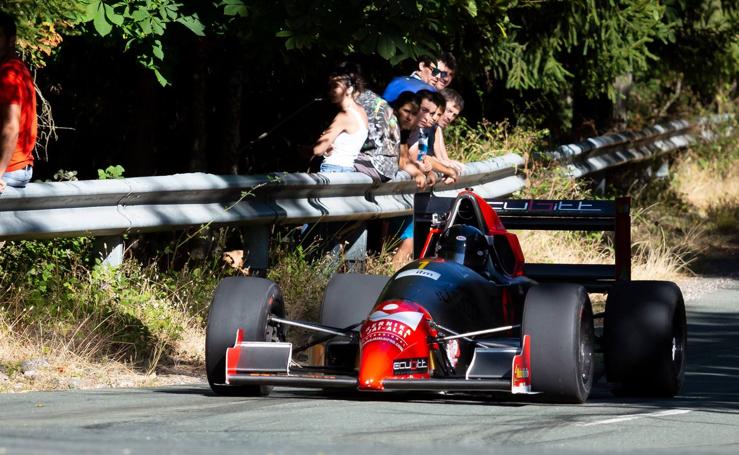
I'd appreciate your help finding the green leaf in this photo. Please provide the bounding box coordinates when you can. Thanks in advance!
[285,37,296,50]
[275,30,293,38]
[224,5,248,17]
[152,40,164,60]
[151,17,165,35]
[93,6,113,36]
[177,16,206,36]
[85,0,102,21]
[131,7,148,21]
[104,4,124,26]
[466,0,478,17]
[377,36,396,60]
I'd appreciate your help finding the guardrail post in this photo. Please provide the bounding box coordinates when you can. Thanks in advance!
[343,227,367,272]
[94,236,124,267]
[244,226,270,276]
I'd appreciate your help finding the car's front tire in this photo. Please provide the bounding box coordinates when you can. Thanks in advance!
[205,277,285,396]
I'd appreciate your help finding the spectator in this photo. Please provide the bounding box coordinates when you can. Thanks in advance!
[430,88,466,175]
[313,63,368,173]
[390,91,428,189]
[382,51,457,104]
[430,51,457,90]
[408,91,456,182]
[382,56,437,104]
[354,87,400,182]
[0,11,36,192]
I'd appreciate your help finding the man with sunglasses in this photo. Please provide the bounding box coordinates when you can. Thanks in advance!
[381,51,457,104]
[430,51,456,90]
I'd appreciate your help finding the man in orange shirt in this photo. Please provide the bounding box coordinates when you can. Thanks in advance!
[0,11,36,192]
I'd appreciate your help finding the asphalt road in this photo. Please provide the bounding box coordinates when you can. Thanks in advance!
[0,279,737,455]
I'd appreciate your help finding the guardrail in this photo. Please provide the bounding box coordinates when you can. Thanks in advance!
[541,114,732,178]
[0,153,525,267]
[1,114,731,268]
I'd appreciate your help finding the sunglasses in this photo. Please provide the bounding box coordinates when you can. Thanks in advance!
[430,65,450,79]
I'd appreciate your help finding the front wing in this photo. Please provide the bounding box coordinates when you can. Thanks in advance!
[224,335,534,394]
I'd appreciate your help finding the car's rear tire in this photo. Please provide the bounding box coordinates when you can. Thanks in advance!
[522,283,594,403]
[604,281,686,397]
[206,277,285,396]
[320,273,389,328]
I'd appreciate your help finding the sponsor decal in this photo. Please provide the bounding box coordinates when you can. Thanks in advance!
[514,365,529,379]
[361,318,416,350]
[511,335,533,394]
[368,310,424,329]
[396,268,441,281]
[362,309,424,350]
[393,358,429,376]
[490,200,604,213]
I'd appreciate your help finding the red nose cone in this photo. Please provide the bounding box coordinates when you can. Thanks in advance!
[358,340,399,391]
[358,300,431,391]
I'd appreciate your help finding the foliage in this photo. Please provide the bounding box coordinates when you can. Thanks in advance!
[267,238,338,323]
[97,164,125,179]
[1,0,86,67]
[0,237,222,370]
[655,0,739,102]
[79,0,205,86]
[445,117,547,163]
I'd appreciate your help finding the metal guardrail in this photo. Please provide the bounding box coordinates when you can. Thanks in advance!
[1,114,731,266]
[541,115,732,178]
[0,153,525,242]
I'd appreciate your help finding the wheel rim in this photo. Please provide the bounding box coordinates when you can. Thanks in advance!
[578,307,594,388]
[671,309,686,374]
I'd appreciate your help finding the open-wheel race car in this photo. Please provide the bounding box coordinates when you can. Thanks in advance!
[205,190,687,403]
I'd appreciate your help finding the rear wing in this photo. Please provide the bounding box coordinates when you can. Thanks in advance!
[413,193,631,291]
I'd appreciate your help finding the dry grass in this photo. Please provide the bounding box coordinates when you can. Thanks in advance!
[516,230,613,265]
[674,159,739,213]
[0,313,203,393]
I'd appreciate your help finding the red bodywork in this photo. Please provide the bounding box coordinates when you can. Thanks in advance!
[421,191,526,277]
[358,300,435,390]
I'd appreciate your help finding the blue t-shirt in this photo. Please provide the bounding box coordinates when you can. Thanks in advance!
[382,76,436,103]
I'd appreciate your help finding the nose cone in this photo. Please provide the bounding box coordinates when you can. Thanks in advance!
[358,340,398,391]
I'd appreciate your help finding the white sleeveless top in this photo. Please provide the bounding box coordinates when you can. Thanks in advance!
[323,108,369,168]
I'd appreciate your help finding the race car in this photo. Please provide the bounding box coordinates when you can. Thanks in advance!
[205,190,687,403]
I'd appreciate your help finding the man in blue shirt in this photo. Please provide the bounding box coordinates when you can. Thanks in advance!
[382,52,456,103]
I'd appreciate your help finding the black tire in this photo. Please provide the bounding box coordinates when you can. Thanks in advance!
[604,281,687,397]
[205,277,285,396]
[319,273,389,328]
[522,284,595,403]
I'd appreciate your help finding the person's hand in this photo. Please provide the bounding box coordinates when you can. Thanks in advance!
[426,171,438,187]
[0,178,5,193]
[419,158,432,173]
[324,145,333,157]
[414,173,427,189]
[449,160,465,174]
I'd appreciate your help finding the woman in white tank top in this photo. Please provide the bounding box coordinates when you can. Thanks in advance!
[313,65,369,173]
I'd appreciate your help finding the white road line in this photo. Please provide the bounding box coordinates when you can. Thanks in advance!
[578,409,692,427]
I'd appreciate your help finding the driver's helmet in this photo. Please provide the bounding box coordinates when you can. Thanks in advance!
[435,224,489,272]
